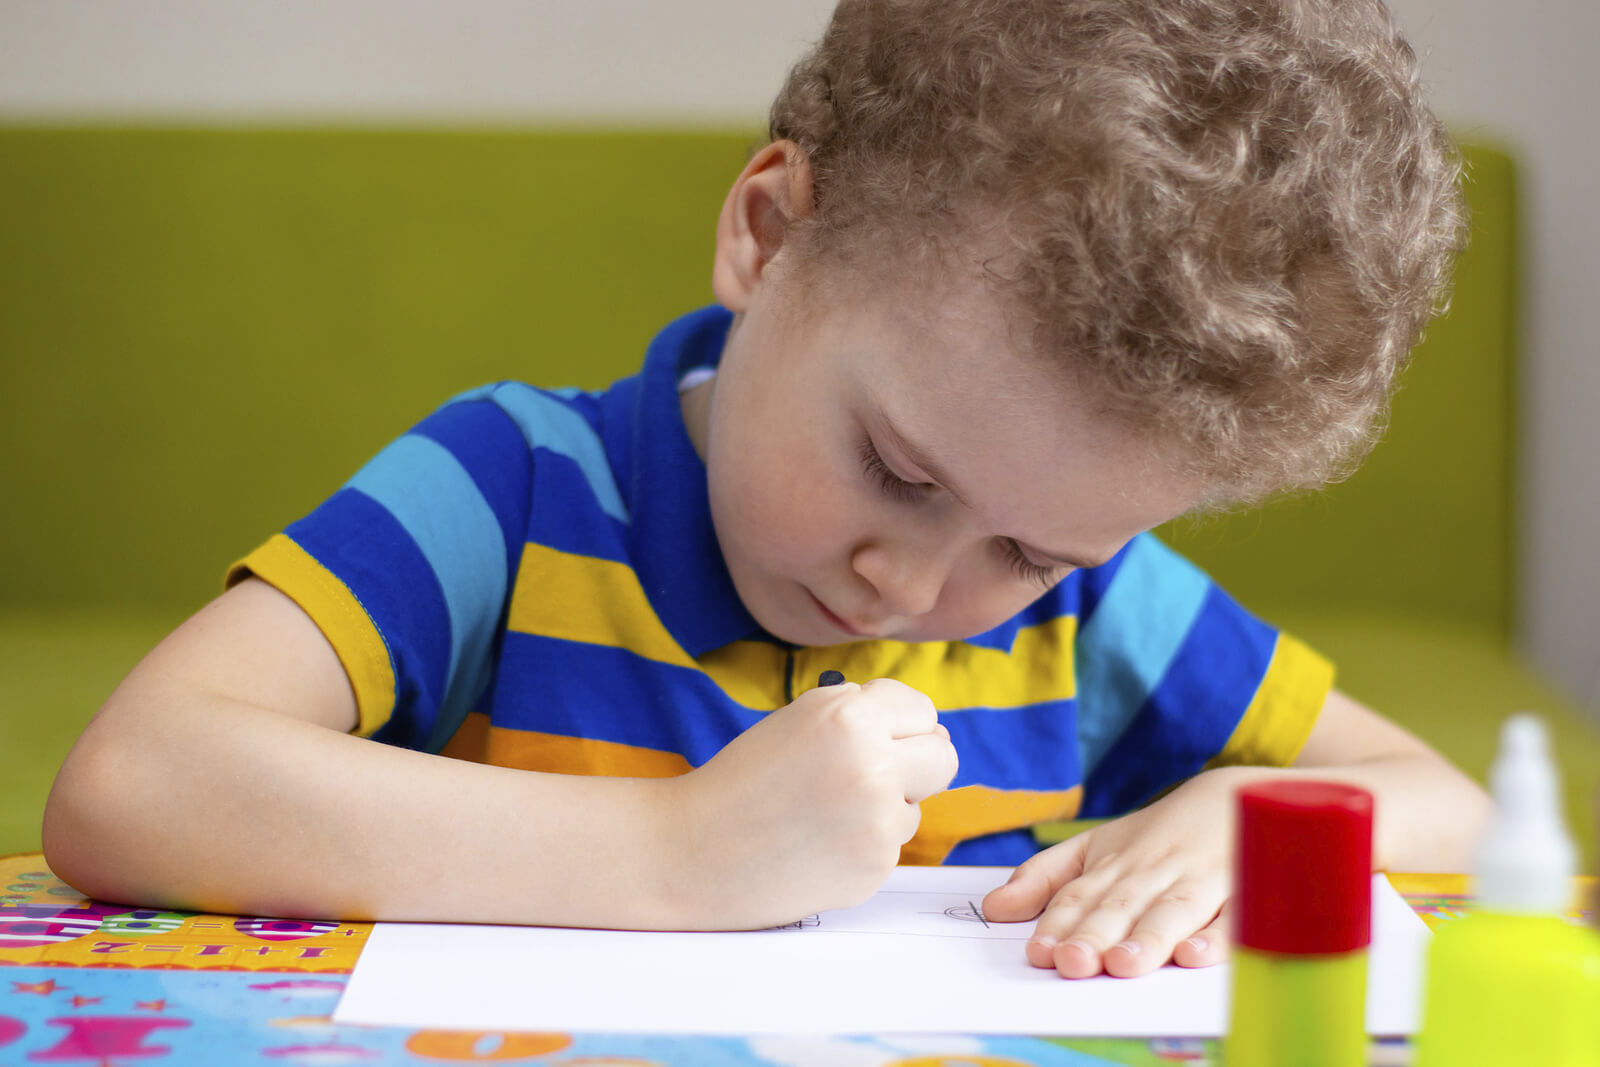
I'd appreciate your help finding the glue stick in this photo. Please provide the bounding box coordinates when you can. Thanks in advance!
[1226,780,1374,1067]
[1413,713,1600,1067]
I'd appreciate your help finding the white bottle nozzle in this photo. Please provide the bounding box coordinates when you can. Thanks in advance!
[1472,713,1576,913]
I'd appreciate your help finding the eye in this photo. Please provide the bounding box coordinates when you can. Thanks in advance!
[1001,538,1064,590]
[859,437,933,504]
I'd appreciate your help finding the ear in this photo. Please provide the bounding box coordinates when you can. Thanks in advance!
[711,141,815,313]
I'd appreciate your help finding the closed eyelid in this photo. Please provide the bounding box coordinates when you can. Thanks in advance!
[1010,542,1057,569]
[1001,538,1063,589]
[873,412,971,506]
[867,408,1105,569]
[862,432,929,485]
[859,436,932,502]
[875,434,929,482]
[1003,539,1088,571]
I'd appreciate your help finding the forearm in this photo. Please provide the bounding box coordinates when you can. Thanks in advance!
[1198,754,1490,872]
[44,694,695,929]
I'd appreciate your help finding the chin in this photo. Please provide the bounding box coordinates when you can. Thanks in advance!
[738,593,820,647]
[767,616,843,648]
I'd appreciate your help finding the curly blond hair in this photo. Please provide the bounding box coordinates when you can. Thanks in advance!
[770,0,1467,501]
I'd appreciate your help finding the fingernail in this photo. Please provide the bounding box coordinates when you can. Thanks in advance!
[1029,936,1057,951]
[1114,939,1142,956]
[1064,938,1095,958]
[1185,936,1209,953]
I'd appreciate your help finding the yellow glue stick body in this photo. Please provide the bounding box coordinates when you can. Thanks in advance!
[1226,780,1374,1067]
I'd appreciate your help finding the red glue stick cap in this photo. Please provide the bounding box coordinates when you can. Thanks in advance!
[1235,780,1374,955]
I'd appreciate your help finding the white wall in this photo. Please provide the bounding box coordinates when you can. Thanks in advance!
[0,1,834,123]
[4,0,1597,713]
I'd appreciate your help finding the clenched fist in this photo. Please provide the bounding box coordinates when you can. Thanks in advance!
[663,678,958,929]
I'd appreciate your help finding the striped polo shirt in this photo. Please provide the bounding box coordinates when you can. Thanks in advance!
[229,306,1334,867]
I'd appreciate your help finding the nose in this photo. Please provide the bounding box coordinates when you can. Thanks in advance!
[850,534,954,619]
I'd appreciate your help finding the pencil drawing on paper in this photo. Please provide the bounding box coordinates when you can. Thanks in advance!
[934,900,992,926]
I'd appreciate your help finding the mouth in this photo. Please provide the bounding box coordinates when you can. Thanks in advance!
[808,591,867,638]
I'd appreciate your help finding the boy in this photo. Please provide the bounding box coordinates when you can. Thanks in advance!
[44,0,1489,980]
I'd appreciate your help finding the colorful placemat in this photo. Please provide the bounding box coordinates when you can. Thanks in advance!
[0,855,367,973]
[3,855,1595,1066]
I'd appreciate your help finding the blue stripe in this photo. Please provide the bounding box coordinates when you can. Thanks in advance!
[345,434,508,752]
[494,630,1085,792]
[412,400,535,591]
[1075,543,1130,629]
[1080,587,1277,815]
[964,580,1078,652]
[942,699,1081,792]
[492,633,763,767]
[946,830,1043,866]
[287,490,452,747]
[525,459,632,563]
[1073,533,1211,779]
[455,383,629,524]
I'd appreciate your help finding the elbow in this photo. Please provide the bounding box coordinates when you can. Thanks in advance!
[1407,757,1493,873]
[41,784,95,900]
[41,720,150,907]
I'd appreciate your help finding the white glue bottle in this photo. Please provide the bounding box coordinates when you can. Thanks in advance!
[1413,713,1600,1067]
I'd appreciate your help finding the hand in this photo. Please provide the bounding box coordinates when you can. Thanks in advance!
[670,678,959,929]
[981,768,1244,978]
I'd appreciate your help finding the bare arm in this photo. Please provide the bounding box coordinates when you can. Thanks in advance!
[44,579,957,930]
[1283,687,1490,871]
[43,579,690,927]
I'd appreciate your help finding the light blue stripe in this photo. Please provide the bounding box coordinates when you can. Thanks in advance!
[454,383,629,524]
[346,434,508,752]
[1074,534,1211,777]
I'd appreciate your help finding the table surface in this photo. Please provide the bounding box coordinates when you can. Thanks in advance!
[1,853,1593,1067]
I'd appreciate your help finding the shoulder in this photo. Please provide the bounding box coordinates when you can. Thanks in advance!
[439,381,607,440]
[432,382,616,475]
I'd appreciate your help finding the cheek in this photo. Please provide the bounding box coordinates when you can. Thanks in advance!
[922,561,1049,639]
[707,429,848,571]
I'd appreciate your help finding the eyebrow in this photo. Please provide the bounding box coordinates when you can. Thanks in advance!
[875,412,1110,571]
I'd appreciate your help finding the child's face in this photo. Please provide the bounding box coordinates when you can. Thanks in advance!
[685,275,1204,648]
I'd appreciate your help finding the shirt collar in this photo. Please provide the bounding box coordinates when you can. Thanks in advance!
[611,306,762,658]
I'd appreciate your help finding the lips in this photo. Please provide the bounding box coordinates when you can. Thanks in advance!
[809,591,867,638]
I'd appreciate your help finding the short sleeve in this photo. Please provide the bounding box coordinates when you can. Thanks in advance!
[1072,533,1335,817]
[226,388,534,752]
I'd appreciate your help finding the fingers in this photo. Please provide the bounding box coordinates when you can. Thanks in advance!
[894,728,959,803]
[1097,875,1227,978]
[855,677,941,739]
[1171,903,1230,969]
[1028,868,1229,979]
[896,797,924,844]
[1025,862,1148,975]
[980,836,1087,923]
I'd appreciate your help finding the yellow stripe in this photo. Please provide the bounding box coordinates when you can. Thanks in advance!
[901,784,1084,865]
[440,712,692,778]
[789,615,1077,711]
[697,616,1079,714]
[506,543,694,668]
[508,542,1076,714]
[695,640,791,710]
[1206,632,1335,770]
[225,533,396,738]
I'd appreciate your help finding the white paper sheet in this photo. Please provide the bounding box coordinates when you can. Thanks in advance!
[333,867,1430,1036]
